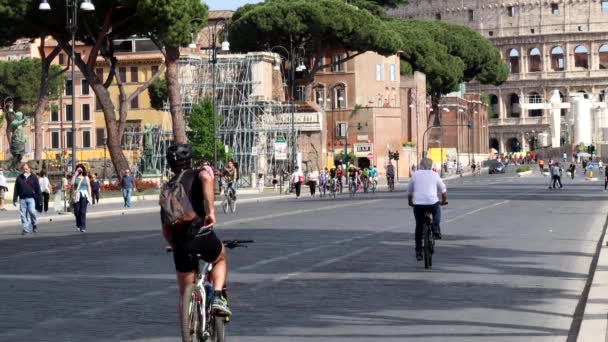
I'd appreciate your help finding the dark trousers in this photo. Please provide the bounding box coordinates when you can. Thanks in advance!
[42,192,50,212]
[413,203,441,251]
[294,182,301,197]
[92,191,100,205]
[74,196,89,229]
[552,175,563,188]
[309,181,317,196]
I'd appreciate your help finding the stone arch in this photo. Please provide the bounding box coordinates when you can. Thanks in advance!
[599,45,608,69]
[508,93,520,118]
[489,94,499,118]
[489,137,500,152]
[574,45,589,69]
[528,48,542,72]
[506,137,522,152]
[551,46,565,71]
[528,91,543,117]
[508,48,520,73]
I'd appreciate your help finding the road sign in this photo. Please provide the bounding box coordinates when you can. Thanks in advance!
[274,138,288,160]
[367,153,373,160]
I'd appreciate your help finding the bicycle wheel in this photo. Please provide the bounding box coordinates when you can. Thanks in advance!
[423,223,433,269]
[229,198,236,213]
[208,316,226,342]
[181,284,202,342]
[221,197,229,214]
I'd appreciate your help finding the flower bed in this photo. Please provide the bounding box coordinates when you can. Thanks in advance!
[100,179,159,192]
[516,166,531,173]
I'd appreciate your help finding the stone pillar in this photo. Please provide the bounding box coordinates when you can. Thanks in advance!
[520,46,528,75]
[520,89,526,118]
[521,131,527,153]
[499,133,505,153]
[498,89,505,120]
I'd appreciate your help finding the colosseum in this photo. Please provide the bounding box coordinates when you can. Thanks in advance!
[389,0,608,155]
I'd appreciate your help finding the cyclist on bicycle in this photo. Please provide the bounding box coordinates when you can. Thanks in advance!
[369,165,378,185]
[161,144,232,317]
[223,160,237,200]
[407,158,448,261]
[386,162,395,187]
[361,167,369,191]
[336,165,344,193]
[348,165,359,191]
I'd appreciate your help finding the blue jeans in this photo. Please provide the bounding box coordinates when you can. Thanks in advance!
[123,188,133,207]
[19,198,37,232]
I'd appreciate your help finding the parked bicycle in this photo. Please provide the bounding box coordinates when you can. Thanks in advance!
[170,240,253,342]
[221,181,236,214]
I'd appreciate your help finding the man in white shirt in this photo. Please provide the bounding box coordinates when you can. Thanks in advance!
[407,158,448,261]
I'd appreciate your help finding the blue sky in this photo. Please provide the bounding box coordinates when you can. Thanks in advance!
[205,0,262,11]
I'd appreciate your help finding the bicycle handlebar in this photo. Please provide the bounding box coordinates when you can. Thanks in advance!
[165,240,254,253]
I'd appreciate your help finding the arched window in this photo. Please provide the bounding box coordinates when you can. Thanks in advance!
[508,49,520,73]
[551,46,565,71]
[528,48,542,72]
[574,45,589,69]
[509,93,520,118]
[333,85,346,109]
[313,86,325,108]
[599,45,608,69]
[489,94,499,118]
[528,92,543,117]
[506,137,522,152]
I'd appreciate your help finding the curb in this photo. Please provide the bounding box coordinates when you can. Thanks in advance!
[0,194,285,229]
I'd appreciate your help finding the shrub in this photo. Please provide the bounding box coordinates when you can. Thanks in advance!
[516,166,531,173]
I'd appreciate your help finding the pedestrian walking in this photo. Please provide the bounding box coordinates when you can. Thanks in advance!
[121,169,135,208]
[257,173,265,193]
[308,169,319,198]
[290,166,303,198]
[13,163,41,235]
[0,167,8,211]
[272,172,279,193]
[71,164,92,232]
[550,162,563,189]
[583,159,588,175]
[471,162,477,175]
[604,166,608,192]
[90,173,101,205]
[539,159,545,173]
[38,171,52,214]
[569,162,576,180]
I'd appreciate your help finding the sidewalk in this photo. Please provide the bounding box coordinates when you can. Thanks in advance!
[0,191,284,228]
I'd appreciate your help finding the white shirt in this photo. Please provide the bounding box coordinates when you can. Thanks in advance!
[0,172,7,188]
[39,176,51,193]
[290,170,303,184]
[407,170,447,205]
[308,170,319,182]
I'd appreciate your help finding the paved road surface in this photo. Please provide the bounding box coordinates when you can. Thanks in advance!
[0,167,605,341]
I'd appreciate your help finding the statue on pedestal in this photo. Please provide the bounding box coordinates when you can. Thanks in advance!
[142,124,158,174]
[8,111,26,175]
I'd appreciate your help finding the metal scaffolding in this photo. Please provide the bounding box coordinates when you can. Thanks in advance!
[177,53,298,186]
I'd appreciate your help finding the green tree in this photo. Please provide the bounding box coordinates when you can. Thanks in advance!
[230,0,401,83]
[148,78,167,111]
[187,97,228,164]
[136,0,208,144]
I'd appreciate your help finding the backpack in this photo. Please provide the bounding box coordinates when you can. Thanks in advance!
[159,169,198,228]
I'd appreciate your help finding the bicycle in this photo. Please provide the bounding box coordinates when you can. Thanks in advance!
[329,178,337,199]
[170,239,253,342]
[370,177,377,194]
[349,177,358,198]
[221,181,236,214]
[422,203,447,269]
[362,176,369,193]
[387,176,395,192]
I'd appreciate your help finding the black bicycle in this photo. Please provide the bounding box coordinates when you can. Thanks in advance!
[168,239,253,342]
[422,203,447,269]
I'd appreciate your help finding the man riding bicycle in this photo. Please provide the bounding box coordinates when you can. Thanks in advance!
[386,162,395,188]
[348,165,359,190]
[223,160,237,200]
[369,165,378,184]
[407,158,448,261]
[161,144,232,318]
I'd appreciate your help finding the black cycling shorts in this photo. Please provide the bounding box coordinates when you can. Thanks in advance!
[172,230,223,273]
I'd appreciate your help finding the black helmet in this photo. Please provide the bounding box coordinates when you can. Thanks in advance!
[166,143,192,164]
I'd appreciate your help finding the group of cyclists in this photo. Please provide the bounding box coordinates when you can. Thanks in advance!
[304,163,396,196]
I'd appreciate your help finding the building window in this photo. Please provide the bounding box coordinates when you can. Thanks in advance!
[65,104,73,121]
[508,49,520,74]
[81,79,90,96]
[331,54,345,72]
[336,122,347,138]
[151,65,159,75]
[96,68,104,82]
[551,46,565,71]
[314,87,325,108]
[119,67,127,83]
[65,79,73,96]
[295,86,306,101]
[58,53,65,65]
[435,12,441,20]
[130,95,139,109]
[468,9,474,21]
[599,45,608,69]
[82,130,91,148]
[507,6,518,17]
[574,45,589,69]
[130,67,138,82]
[603,1,608,12]
[81,103,90,121]
[51,131,60,149]
[50,105,59,122]
[66,130,73,149]
[375,64,383,81]
[551,3,560,16]
[96,128,106,147]
[389,64,397,81]
[335,86,346,109]
[488,31,494,37]
[528,48,542,72]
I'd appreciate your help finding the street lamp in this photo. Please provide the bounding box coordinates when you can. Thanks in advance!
[102,136,107,181]
[40,0,95,173]
[270,35,306,172]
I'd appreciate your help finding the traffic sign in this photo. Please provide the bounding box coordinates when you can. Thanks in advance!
[367,153,373,160]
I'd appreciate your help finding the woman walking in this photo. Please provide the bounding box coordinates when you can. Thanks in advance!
[308,169,319,198]
[71,164,92,232]
[38,171,52,214]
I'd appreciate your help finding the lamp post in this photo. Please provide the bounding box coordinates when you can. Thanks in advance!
[102,136,107,181]
[39,0,95,173]
[270,36,306,172]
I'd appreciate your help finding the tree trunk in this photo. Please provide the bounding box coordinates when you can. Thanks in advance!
[165,47,187,144]
[34,64,50,161]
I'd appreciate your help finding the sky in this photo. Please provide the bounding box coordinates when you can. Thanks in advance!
[205,0,262,11]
